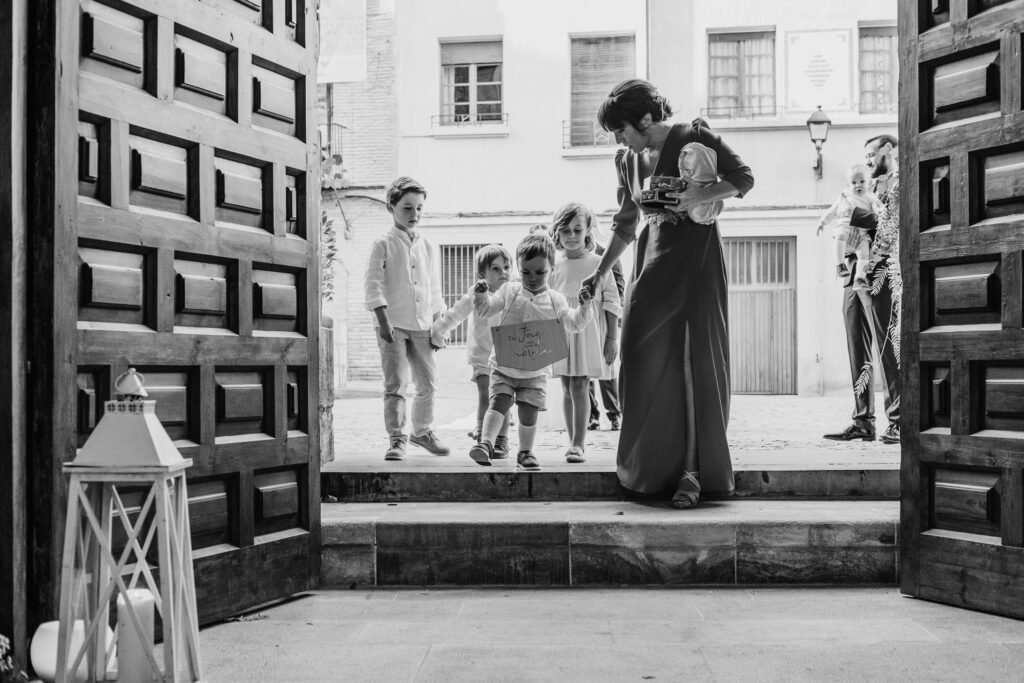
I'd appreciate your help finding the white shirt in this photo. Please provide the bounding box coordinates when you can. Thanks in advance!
[474,282,594,379]
[431,290,495,368]
[363,226,445,331]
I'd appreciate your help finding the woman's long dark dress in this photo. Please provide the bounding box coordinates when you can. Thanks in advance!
[613,122,754,495]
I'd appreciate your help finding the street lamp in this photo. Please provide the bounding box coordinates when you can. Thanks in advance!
[806,106,831,180]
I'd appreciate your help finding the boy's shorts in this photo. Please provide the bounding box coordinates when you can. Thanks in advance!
[470,364,491,381]
[489,370,547,410]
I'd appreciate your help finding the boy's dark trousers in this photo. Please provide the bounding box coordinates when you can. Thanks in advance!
[589,377,621,422]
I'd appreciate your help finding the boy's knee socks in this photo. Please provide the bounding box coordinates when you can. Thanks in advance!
[518,423,537,453]
[480,409,505,445]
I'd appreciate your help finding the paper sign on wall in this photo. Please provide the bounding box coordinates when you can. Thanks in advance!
[491,319,569,371]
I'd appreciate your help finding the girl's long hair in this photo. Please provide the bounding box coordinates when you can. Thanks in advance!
[550,202,595,252]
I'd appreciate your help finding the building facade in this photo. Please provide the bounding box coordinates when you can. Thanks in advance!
[320,0,898,395]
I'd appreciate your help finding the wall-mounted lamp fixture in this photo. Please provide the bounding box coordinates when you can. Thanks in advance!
[806,106,831,180]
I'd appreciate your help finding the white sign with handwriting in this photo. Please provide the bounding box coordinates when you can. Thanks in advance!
[491,319,569,372]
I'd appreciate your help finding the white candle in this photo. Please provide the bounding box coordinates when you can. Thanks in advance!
[116,589,155,682]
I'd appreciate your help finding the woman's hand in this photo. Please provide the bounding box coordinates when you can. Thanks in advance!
[665,186,703,214]
[603,337,619,365]
[579,270,602,302]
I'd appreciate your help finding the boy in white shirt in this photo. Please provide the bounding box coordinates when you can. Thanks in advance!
[364,176,449,461]
[468,233,595,469]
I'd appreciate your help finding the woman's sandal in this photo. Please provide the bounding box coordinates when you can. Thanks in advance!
[565,446,586,463]
[672,472,700,509]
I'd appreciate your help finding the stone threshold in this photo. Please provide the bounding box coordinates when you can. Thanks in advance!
[322,468,899,502]
[321,500,898,588]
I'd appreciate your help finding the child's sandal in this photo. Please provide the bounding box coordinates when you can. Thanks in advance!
[565,446,586,463]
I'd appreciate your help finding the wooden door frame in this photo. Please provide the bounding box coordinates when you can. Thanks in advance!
[0,0,29,666]
[23,0,87,635]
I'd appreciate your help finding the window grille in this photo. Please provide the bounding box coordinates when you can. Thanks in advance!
[440,41,503,125]
[707,31,775,117]
[441,243,488,345]
[859,26,898,114]
[723,237,792,289]
[569,35,636,146]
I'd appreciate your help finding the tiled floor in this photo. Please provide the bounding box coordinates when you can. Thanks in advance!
[199,587,1024,682]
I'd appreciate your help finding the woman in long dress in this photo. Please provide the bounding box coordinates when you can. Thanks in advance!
[580,79,754,508]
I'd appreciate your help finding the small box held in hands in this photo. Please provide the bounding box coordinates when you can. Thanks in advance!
[641,176,686,209]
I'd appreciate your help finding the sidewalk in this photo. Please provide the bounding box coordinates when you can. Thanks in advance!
[327,376,899,471]
[198,587,1024,682]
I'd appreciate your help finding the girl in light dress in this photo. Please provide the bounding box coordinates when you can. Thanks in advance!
[547,203,622,463]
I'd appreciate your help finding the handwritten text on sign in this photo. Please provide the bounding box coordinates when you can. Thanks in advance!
[491,318,569,372]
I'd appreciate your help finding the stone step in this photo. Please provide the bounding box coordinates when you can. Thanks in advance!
[321,467,899,502]
[321,500,898,588]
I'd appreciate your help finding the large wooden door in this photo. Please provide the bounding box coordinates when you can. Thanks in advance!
[900,0,1024,616]
[32,0,320,624]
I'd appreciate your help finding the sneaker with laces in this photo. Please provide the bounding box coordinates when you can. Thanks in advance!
[410,430,450,456]
[609,417,620,431]
[880,423,900,444]
[517,450,540,469]
[384,437,407,461]
[492,435,510,459]
[469,441,492,466]
[587,419,600,431]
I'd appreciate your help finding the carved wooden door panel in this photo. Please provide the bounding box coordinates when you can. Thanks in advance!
[69,0,319,622]
[901,0,1024,617]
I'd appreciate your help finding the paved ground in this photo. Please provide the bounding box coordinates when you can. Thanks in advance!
[199,587,1024,682]
[327,376,899,471]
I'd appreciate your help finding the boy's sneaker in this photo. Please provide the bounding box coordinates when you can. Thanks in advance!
[836,263,850,279]
[384,437,407,461]
[587,419,600,431]
[492,435,510,459]
[853,275,870,291]
[469,441,493,466]
[410,430,450,456]
[609,417,620,431]
[517,450,540,470]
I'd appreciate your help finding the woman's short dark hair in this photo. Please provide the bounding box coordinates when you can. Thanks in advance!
[475,243,513,277]
[516,233,556,267]
[385,176,427,207]
[597,79,673,132]
[550,202,595,252]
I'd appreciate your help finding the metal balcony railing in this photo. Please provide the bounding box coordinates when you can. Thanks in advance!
[699,105,778,119]
[318,123,345,159]
[562,120,615,149]
[431,112,508,127]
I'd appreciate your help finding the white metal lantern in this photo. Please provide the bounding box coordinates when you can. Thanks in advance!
[56,369,202,682]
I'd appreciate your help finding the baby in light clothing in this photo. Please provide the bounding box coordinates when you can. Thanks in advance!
[816,164,880,290]
[678,142,723,224]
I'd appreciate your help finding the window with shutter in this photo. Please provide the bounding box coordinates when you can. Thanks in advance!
[439,41,503,125]
[569,35,636,147]
[706,31,775,118]
[858,26,897,114]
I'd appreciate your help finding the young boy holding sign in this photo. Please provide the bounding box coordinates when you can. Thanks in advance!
[468,233,595,469]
